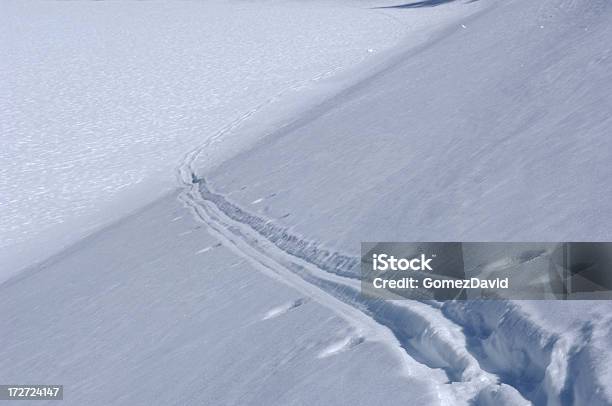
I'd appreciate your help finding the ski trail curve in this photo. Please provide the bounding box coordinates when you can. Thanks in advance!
[177,172,530,404]
[176,68,343,189]
[173,5,533,402]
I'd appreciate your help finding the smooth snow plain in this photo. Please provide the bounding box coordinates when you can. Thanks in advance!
[2,0,612,405]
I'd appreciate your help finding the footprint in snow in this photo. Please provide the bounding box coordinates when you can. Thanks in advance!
[262,298,309,320]
[252,193,276,205]
[318,336,365,359]
[195,242,222,255]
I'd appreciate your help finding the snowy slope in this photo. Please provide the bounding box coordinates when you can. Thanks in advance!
[204,0,612,245]
[0,194,445,406]
[2,0,612,405]
[181,0,612,404]
[0,0,417,278]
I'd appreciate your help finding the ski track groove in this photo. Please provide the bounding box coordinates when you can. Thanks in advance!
[173,8,551,401]
[178,166,535,404]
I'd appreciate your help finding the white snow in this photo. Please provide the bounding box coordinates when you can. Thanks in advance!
[262,298,309,320]
[0,195,444,406]
[0,0,416,278]
[207,0,612,247]
[187,0,612,403]
[2,0,612,405]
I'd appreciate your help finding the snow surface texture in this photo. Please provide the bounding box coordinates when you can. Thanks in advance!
[1,0,421,277]
[205,0,612,245]
[1,196,443,406]
[183,0,612,403]
[2,0,612,405]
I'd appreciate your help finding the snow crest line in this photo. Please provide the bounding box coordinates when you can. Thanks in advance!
[176,68,343,190]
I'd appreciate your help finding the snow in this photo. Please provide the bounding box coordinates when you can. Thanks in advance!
[2,0,612,405]
[0,194,442,406]
[0,0,415,278]
[187,0,612,403]
[206,0,612,246]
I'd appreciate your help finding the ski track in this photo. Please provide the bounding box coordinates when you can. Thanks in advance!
[172,6,592,403]
[177,130,595,405]
[178,168,545,404]
[174,62,538,406]
[177,136,544,404]
[178,164,605,405]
